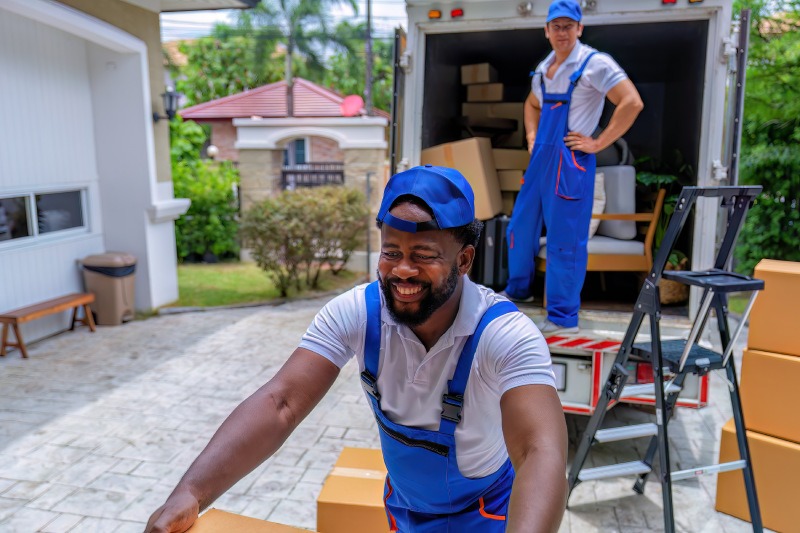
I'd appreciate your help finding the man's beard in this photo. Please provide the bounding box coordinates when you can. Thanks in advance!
[379,263,461,327]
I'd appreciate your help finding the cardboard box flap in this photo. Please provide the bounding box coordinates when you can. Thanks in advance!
[187,509,315,532]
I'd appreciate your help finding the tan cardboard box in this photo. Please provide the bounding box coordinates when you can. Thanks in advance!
[740,348,800,444]
[716,419,800,533]
[420,138,503,220]
[498,170,523,192]
[317,448,390,533]
[462,102,525,148]
[467,83,504,102]
[187,509,315,532]
[748,259,800,357]
[502,191,516,216]
[492,149,530,170]
[461,63,497,85]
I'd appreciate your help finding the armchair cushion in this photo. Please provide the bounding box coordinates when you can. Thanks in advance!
[596,165,637,240]
[588,171,605,238]
[538,235,645,258]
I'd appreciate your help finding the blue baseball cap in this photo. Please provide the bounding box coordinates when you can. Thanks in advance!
[377,165,475,233]
[547,0,582,23]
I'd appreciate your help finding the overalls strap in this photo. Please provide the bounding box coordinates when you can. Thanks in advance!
[567,51,598,93]
[439,300,519,435]
[360,281,382,404]
[539,51,598,99]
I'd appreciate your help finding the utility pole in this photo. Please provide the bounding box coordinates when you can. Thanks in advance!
[365,0,373,115]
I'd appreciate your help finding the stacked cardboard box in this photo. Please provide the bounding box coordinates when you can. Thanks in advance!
[491,149,528,216]
[317,448,390,533]
[715,259,800,532]
[187,509,316,532]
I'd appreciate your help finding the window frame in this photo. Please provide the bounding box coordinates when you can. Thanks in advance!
[0,187,89,249]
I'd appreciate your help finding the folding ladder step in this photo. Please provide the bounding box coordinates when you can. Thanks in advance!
[661,269,764,293]
[578,461,652,482]
[594,423,658,443]
[671,460,746,481]
[620,382,682,398]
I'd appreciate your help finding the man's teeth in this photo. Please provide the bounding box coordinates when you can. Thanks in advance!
[396,285,422,295]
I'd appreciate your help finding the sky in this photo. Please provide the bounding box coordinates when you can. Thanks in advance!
[159,0,408,43]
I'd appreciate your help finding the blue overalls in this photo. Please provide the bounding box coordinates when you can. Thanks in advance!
[360,281,518,532]
[504,52,598,328]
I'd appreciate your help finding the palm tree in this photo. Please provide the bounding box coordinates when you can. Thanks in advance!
[237,0,359,116]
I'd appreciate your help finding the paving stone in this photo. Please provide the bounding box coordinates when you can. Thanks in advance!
[26,484,77,511]
[40,512,83,533]
[51,488,138,518]
[0,506,58,531]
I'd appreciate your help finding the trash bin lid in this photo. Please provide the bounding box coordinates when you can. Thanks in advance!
[82,252,137,268]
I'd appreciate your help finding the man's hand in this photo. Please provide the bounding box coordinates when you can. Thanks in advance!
[563,131,601,154]
[144,488,200,533]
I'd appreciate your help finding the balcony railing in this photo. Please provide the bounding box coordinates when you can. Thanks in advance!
[281,162,345,190]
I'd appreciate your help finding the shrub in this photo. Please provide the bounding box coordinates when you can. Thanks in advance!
[170,118,240,262]
[240,186,368,297]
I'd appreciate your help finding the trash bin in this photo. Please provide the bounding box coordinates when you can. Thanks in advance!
[81,252,136,326]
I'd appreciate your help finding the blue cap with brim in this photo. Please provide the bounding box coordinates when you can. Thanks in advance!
[377,165,475,233]
[547,0,582,23]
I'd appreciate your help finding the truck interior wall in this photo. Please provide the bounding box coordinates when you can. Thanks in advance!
[423,20,708,178]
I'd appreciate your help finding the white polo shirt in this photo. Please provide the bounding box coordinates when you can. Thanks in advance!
[299,277,555,478]
[531,40,628,136]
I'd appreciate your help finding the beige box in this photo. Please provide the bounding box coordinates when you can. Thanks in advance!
[420,138,503,220]
[502,191,516,216]
[716,419,800,533]
[492,149,530,170]
[462,102,525,148]
[498,170,523,192]
[467,83,504,102]
[740,349,800,444]
[187,509,315,532]
[317,448,390,533]
[461,63,497,85]
[749,259,800,357]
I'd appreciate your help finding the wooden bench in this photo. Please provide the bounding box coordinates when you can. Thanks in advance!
[0,293,96,358]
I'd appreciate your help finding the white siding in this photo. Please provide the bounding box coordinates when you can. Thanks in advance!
[0,9,104,344]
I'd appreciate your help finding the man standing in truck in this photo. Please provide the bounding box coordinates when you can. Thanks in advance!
[503,0,644,333]
[145,165,568,533]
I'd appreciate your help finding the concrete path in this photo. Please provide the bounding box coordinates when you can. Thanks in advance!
[0,295,764,532]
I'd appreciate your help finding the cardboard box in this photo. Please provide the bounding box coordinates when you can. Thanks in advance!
[462,102,525,148]
[461,63,497,85]
[187,509,315,532]
[467,83,505,102]
[740,348,800,444]
[498,170,523,192]
[493,149,530,170]
[716,419,800,533]
[748,259,800,357]
[420,138,503,220]
[502,191,516,216]
[317,448,390,533]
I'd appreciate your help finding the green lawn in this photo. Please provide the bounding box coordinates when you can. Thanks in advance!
[169,262,362,308]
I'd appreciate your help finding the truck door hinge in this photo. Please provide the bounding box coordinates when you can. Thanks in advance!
[399,51,412,75]
[721,37,737,64]
[712,160,728,181]
[581,0,597,12]
[397,158,410,173]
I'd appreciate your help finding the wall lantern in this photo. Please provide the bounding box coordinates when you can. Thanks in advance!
[153,87,180,122]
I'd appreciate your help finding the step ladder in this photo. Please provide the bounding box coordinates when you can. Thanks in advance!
[567,186,764,532]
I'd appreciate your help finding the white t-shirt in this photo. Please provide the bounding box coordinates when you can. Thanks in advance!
[531,41,628,136]
[299,277,555,478]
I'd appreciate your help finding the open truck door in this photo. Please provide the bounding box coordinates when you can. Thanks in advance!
[390,26,407,177]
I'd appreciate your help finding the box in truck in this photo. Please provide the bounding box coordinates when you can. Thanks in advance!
[391,0,743,413]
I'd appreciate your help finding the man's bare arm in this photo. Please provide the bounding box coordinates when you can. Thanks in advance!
[564,78,643,154]
[524,91,542,153]
[145,348,340,533]
[502,384,568,533]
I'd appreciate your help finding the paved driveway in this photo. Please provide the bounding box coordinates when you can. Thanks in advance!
[0,295,763,532]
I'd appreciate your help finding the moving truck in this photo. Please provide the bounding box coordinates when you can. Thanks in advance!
[389,0,746,413]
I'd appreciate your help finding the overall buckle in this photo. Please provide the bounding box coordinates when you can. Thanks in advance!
[360,371,381,402]
[441,393,464,423]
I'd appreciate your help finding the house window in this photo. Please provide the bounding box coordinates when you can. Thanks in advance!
[0,189,87,244]
[283,138,308,166]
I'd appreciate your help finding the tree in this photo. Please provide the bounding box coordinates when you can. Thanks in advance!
[236,0,358,115]
[733,2,800,273]
[323,21,394,112]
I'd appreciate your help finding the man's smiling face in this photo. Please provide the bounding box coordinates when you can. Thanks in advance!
[377,201,466,327]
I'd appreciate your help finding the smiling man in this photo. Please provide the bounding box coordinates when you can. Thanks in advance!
[145,165,567,533]
[503,0,643,333]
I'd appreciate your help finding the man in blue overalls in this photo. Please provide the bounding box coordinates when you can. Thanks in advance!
[146,166,568,533]
[503,0,644,334]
